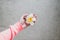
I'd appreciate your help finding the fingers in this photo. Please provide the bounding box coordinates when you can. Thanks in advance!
[23,14,30,26]
[23,14,28,21]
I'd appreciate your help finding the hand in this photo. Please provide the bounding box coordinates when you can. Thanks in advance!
[20,13,37,28]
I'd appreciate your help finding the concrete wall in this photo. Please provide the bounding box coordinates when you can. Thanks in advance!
[0,0,60,40]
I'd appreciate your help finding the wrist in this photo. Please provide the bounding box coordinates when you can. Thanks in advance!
[20,22,27,29]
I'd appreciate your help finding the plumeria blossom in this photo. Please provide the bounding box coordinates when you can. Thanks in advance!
[26,14,37,25]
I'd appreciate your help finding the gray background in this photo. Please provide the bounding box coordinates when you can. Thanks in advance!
[0,0,60,40]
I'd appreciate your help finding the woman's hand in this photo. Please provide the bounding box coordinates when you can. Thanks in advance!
[20,13,37,28]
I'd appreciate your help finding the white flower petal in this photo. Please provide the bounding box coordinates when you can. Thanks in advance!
[30,22,34,25]
[27,14,33,18]
[29,14,33,17]
[32,17,36,21]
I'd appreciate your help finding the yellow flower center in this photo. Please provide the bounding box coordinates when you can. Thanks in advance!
[27,17,33,23]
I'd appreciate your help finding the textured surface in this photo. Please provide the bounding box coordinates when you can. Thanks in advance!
[0,0,60,40]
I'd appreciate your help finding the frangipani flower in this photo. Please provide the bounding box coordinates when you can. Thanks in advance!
[26,14,37,25]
